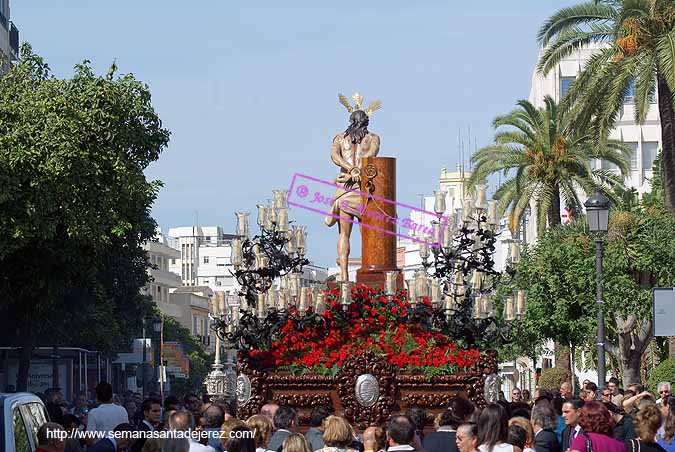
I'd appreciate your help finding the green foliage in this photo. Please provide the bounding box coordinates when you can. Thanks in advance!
[647,358,675,394]
[162,316,213,396]
[538,367,578,390]
[0,44,170,387]
[470,96,629,236]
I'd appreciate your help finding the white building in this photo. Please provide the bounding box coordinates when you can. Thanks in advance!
[0,0,18,73]
[143,230,183,319]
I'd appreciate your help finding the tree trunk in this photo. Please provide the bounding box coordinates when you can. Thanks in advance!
[657,71,675,213]
[621,352,642,388]
[669,337,675,358]
[17,345,33,392]
[555,342,571,372]
[52,346,59,389]
[548,184,562,228]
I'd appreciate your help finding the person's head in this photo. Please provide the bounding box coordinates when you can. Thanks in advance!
[220,400,236,421]
[387,415,415,447]
[168,410,195,432]
[534,389,553,405]
[601,388,612,403]
[607,377,620,395]
[405,405,427,436]
[164,395,181,411]
[663,397,675,443]
[61,414,80,432]
[562,398,585,427]
[204,403,225,428]
[635,403,662,442]
[477,403,509,449]
[184,393,201,413]
[344,109,370,145]
[507,424,527,450]
[74,392,87,407]
[604,401,626,423]
[658,382,672,399]
[37,422,66,452]
[246,414,273,449]
[583,382,598,401]
[142,438,164,452]
[113,423,138,450]
[531,402,558,431]
[274,406,298,432]
[226,427,256,452]
[261,402,280,427]
[281,433,311,452]
[511,387,522,402]
[124,400,137,418]
[577,401,615,436]
[309,405,332,428]
[559,382,573,399]
[522,389,531,401]
[456,422,478,452]
[321,415,353,448]
[95,381,113,403]
[363,426,385,452]
[628,384,644,393]
[142,398,162,425]
[442,397,475,429]
[220,419,247,447]
[509,417,534,448]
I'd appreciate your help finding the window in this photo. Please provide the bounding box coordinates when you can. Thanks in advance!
[203,256,209,264]
[192,315,197,334]
[205,236,211,241]
[20,403,46,447]
[13,408,30,452]
[624,79,636,104]
[602,159,618,171]
[642,141,659,171]
[560,77,575,98]
[626,142,639,170]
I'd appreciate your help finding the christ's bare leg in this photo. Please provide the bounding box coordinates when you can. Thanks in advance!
[337,215,354,282]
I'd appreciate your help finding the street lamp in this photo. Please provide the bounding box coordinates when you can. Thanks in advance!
[584,188,610,390]
[152,315,164,400]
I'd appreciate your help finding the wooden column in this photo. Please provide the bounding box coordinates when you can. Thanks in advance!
[356,157,403,288]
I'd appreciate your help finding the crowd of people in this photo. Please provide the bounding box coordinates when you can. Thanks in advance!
[31,378,675,452]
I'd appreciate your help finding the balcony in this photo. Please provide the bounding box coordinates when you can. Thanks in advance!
[9,22,18,60]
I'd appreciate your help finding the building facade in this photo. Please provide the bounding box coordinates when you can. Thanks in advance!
[143,231,183,319]
[0,0,18,73]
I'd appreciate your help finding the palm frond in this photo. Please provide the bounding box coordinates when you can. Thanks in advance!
[656,29,675,100]
[537,1,618,47]
[537,24,614,75]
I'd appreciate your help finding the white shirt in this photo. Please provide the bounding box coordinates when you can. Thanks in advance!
[387,446,415,452]
[189,438,216,452]
[142,420,155,431]
[86,403,129,438]
[478,444,515,452]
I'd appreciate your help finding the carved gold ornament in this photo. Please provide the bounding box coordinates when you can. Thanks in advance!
[338,92,382,117]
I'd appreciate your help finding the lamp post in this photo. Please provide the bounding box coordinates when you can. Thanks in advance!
[152,315,164,401]
[585,188,610,390]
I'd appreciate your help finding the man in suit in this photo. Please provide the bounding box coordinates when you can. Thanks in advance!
[561,398,584,451]
[88,423,137,452]
[168,410,215,452]
[423,398,474,452]
[267,406,297,451]
[532,403,561,452]
[132,398,161,452]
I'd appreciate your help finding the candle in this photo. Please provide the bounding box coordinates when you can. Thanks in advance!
[235,212,250,238]
[442,222,454,249]
[277,207,289,232]
[273,189,289,209]
[265,206,277,230]
[257,293,266,319]
[434,190,446,215]
[431,278,440,305]
[295,227,307,254]
[475,183,487,211]
[286,229,297,254]
[299,287,308,312]
[316,291,326,314]
[266,287,277,309]
[432,221,442,246]
[416,271,428,300]
[419,239,430,260]
[473,296,483,319]
[233,306,240,325]
[511,241,520,264]
[444,294,456,312]
[407,278,417,304]
[256,204,268,227]
[238,295,248,311]
[290,273,299,297]
[471,271,482,290]
[230,239,242,267]
[218,292,226,315]
[384,271,398,296]
[517,290,526,316]
[505,297,515,321]
[461,198,473,223]
[340,282,351,307]
[487,200,498,225]
[481,294,492,317]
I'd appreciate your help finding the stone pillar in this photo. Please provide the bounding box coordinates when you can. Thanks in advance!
[356,157,404,288]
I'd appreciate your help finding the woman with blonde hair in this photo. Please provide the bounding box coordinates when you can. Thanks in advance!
[247,414,275,452]
[315,416,359,452]
[630,404,666,452]
[283,433,312,452]
[221,418,247,450]
[508,417,535,452]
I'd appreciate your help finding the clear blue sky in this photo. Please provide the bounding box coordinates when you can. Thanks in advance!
[13,1,577,268]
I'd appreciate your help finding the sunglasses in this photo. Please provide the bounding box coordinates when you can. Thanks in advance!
[660,391,670,394]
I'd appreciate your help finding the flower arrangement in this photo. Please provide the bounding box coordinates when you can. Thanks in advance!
[245,284,481,377]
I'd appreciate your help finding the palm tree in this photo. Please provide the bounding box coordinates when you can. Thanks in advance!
[469,96,630,235]
[537,0,675,214]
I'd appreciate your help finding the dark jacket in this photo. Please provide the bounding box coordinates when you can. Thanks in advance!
[614,415,637,443]
[422,430,458,452]
[131,420,154,452]
[87,438,116,452]
[268,430,292,452]
[561,425,584,451]
[535,429,561,452]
